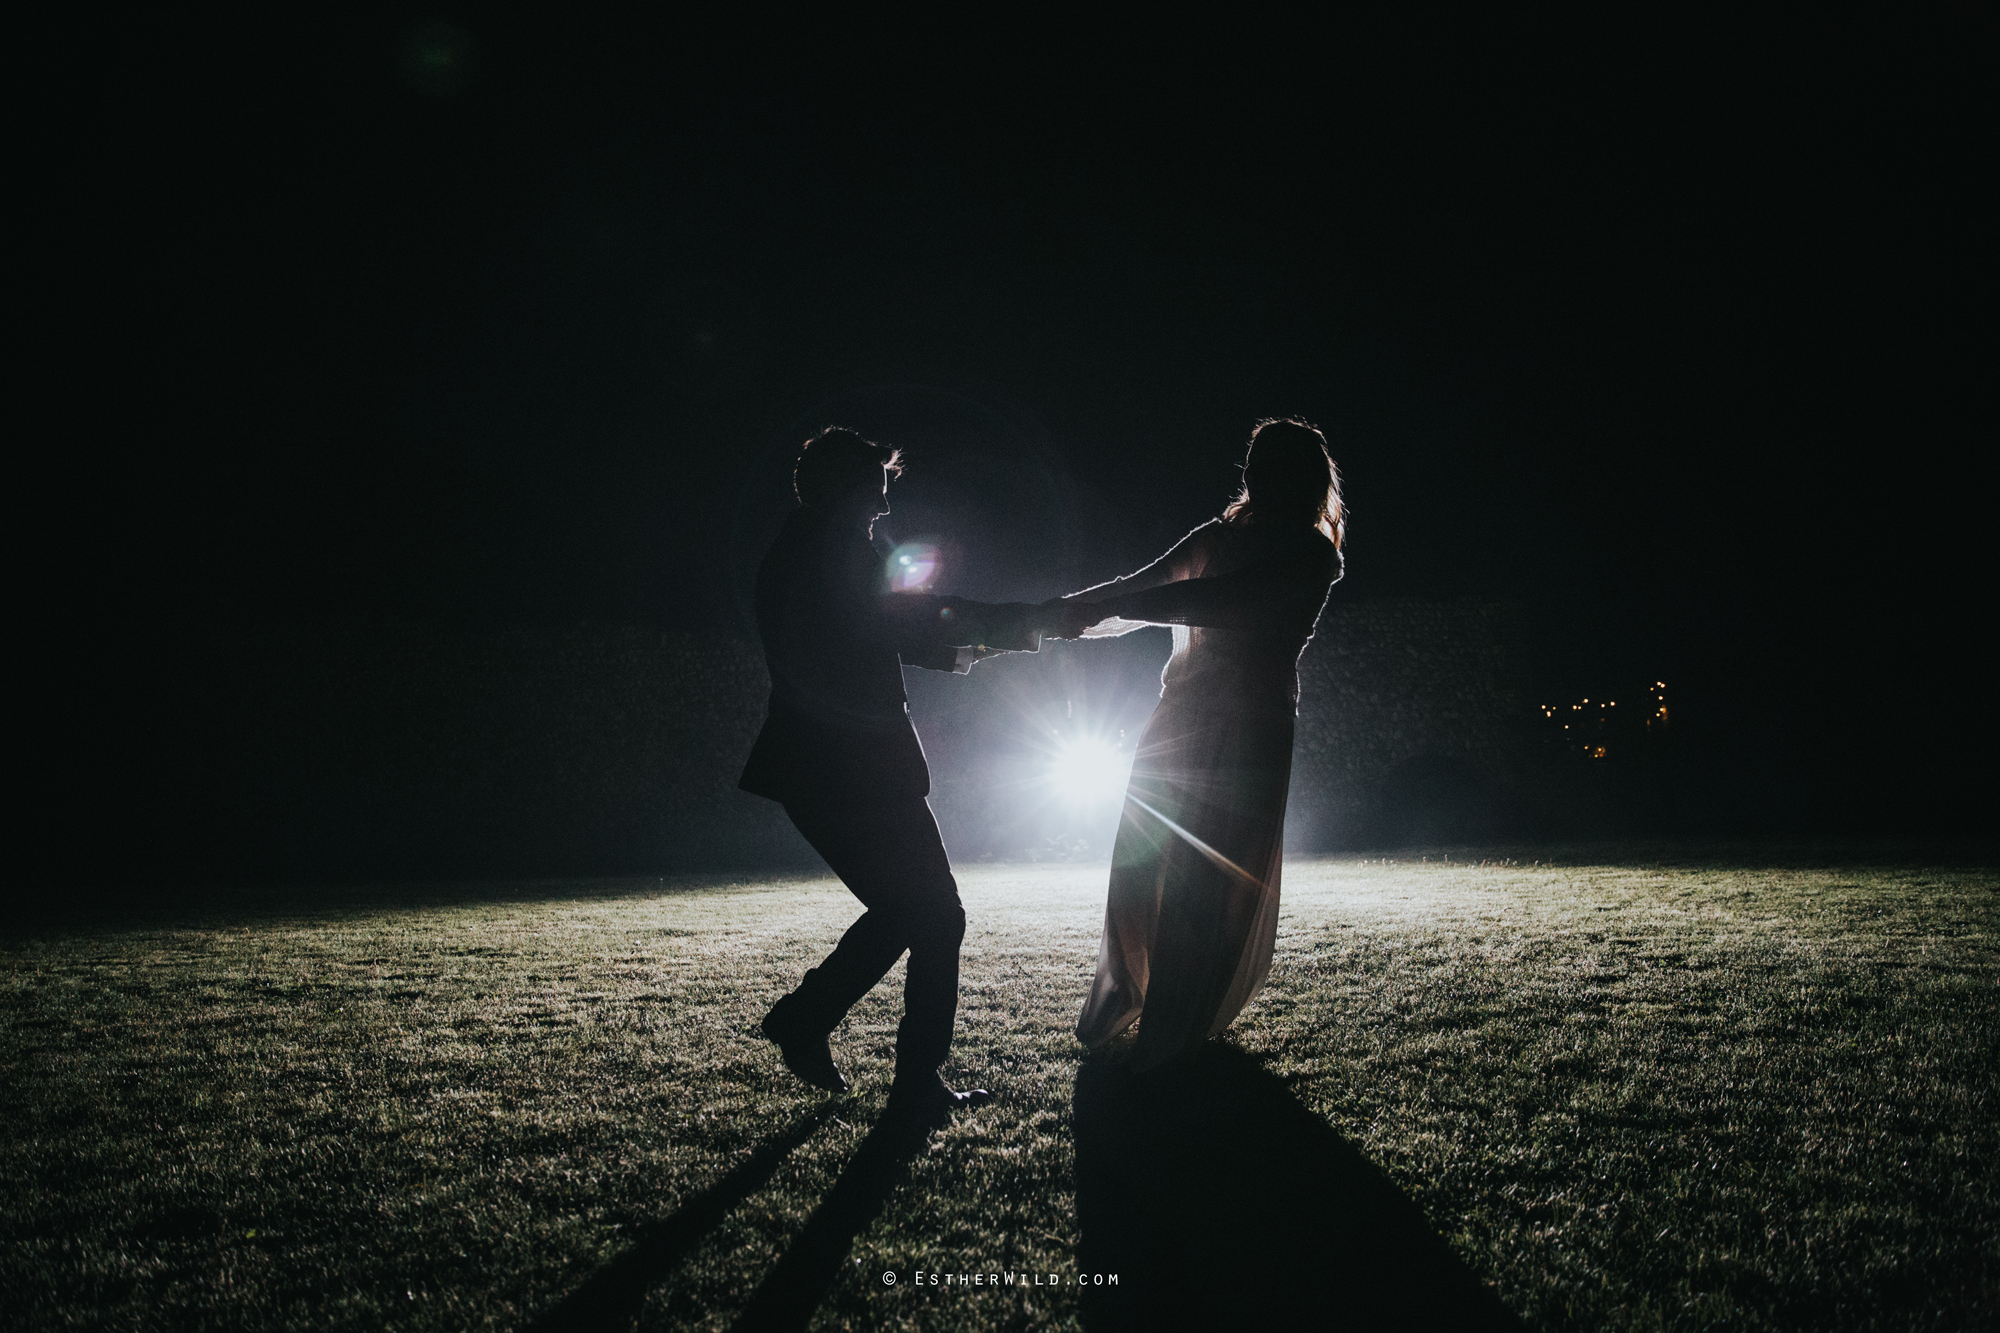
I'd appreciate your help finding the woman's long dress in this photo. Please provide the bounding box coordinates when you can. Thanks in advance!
[1070,518,1341,1068]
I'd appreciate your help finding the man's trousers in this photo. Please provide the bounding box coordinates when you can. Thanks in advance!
[776,793,966,1078]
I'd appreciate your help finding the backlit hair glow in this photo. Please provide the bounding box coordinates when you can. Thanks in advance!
[1222,417,1343,547]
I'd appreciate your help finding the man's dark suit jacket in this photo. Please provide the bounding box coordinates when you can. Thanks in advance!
[739,505,1033,806]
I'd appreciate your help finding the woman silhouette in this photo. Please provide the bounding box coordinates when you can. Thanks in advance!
[1051,418,1344,1070]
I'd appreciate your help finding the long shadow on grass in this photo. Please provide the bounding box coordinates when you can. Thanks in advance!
[1073,1044,1522,1331]
[727,1108,935,1331]
[525,1109,832,1333]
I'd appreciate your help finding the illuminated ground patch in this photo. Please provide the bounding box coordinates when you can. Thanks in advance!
[1,856,1993,1330]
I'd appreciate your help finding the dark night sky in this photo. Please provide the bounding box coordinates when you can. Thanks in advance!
[32,7,1996,847]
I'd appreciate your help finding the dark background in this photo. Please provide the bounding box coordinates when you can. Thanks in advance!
[27,7,1994,883]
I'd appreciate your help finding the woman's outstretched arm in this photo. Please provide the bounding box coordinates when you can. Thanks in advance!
[1038,522,1217,638]
[1061,521,1216,605]
[1089,535,1340,631]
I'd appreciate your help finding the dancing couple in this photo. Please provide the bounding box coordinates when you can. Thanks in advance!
[739,419,1343,1124]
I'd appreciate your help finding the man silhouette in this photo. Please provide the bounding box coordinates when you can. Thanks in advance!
[740,427,1037,1123]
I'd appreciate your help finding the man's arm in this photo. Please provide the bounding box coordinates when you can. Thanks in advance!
[875,596,1042,656]
[831,532,1040,661]
[901,642,1013,675]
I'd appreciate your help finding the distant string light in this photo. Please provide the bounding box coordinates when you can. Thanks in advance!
[1540,682,1666,758]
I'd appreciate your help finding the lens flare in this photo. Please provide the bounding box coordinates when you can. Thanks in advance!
[1049,736,1131,805]
[888,542,940,592]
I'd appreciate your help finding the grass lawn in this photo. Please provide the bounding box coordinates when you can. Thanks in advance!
[2,852,1995,1330]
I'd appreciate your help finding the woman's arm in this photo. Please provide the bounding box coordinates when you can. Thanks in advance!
[1061,521,1217,605]
[1037,521,1219,637]
[1091,537,1340,630]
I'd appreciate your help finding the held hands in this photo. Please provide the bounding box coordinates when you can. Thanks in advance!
[937,602,1043,652]
[1035,596,1110,640]
[934,596,1107,648]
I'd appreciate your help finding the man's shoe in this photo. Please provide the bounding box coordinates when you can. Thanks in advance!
[885,1072,991,1127]
[760,1003,848,1094]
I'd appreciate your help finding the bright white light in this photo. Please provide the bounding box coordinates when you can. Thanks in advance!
[1049,736,1131,804]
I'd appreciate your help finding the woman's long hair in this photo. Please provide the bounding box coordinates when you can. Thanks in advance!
[1221,417,1344,548]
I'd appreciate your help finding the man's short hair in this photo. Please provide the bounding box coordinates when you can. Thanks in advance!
[793,427,903,506]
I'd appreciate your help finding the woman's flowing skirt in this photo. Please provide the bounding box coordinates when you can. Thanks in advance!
[1075,693,1294,1069]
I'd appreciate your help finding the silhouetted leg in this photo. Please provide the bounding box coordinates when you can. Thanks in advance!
[781,795,963,1076]
[894,876,965,1078]
[780,910,911,1033]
